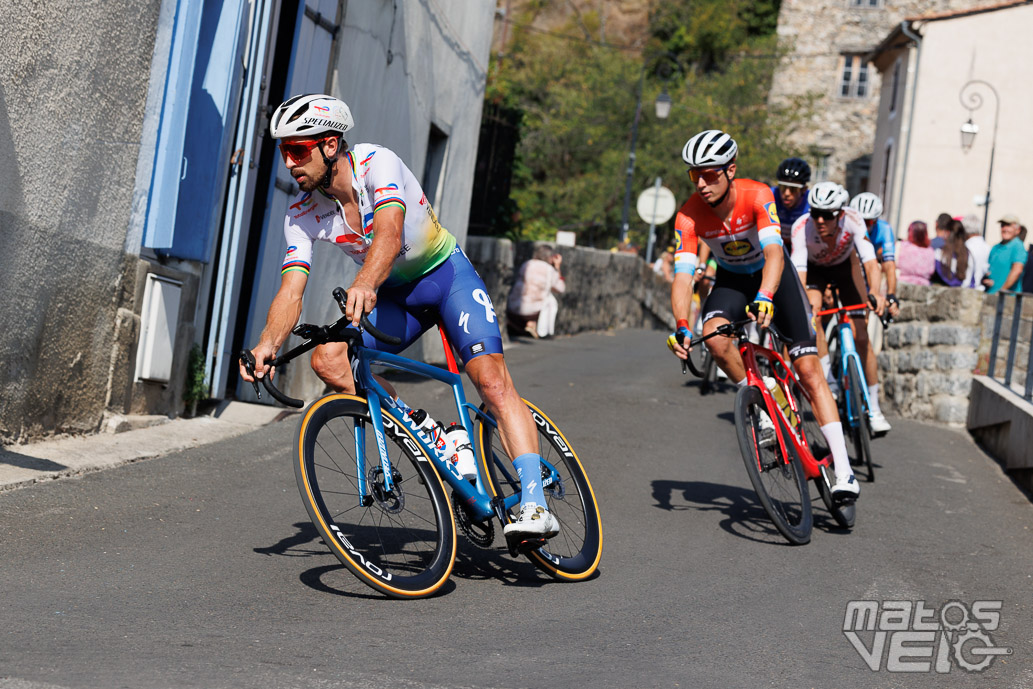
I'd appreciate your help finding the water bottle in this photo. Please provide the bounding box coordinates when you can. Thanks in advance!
[444,423,477,481]
[763,376,798,428]
[408,409,452,460]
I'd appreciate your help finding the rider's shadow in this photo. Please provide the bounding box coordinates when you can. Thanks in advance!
[651,479,798,545]
[449,540,553,587]
[255,522,418,600]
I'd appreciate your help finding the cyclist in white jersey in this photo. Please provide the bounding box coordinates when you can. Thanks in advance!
[240,94,560,540]
[790,182,891,434]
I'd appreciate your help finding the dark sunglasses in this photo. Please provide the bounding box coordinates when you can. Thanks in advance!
[279,138,327,164]
[810,209,839,221]
[688,166,728,185]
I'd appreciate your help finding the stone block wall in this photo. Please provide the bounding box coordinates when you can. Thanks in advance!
[976,293,1033,394]
[878,283,985,425]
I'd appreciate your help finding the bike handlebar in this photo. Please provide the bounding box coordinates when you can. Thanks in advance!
[681,316,788,378]
[239,287,404,408]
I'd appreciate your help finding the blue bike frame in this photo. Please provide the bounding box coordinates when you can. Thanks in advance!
[348,346,561,523]
[834,318,874,429]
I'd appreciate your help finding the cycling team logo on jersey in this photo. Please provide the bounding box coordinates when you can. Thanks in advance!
[290,193,313,212]
[722,239,752,257]
[765,202,780,226]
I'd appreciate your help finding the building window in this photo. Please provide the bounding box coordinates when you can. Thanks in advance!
[839,54,870,99]
[849,0,881,7]
[423,124,449,210]
[889,58,901,114]
[880,141,894,211]
[812,151,831,183]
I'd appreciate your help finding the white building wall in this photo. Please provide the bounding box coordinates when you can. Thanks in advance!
[884,4,1033,243]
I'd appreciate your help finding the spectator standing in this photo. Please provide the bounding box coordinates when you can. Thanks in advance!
[506,245,566,339]
[897,221,935,286]
[962,213,991,291]
[982,214,1027,293]
[933,219,978,288]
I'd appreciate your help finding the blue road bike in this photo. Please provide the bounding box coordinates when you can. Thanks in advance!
[241,288,602,598]
[815,288,883,482]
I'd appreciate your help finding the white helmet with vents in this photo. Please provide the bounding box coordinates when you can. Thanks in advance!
[849,192,883,220]
[681,129,738,167]
[808,181,850,210]
[270,94,354,139]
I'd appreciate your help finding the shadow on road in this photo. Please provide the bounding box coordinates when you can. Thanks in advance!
[651,479,799,545]
[0,448,67,471]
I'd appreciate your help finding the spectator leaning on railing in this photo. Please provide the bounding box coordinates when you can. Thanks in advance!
[982,214,1027,294]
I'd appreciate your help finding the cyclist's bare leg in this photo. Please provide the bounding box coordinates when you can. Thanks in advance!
[793,354,839,425]
[702,317,746,382]
[852,318,879,385]
[465,353,538,459]
[310,341,397,398]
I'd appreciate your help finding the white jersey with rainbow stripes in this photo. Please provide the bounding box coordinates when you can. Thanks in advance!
[280,143,456,286]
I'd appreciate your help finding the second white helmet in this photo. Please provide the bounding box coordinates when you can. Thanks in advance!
[808,182,850,211]
[850,192,883,220]
[270,94,354,139]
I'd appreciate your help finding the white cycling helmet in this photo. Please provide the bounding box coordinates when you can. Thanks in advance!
[808,181,850,211]
[682,129,738,168]
[849,192,883,220]
[270,94,354,139]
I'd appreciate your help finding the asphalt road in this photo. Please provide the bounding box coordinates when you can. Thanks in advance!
[2,329,1031,688]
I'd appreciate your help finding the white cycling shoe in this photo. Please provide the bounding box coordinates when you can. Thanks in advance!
[869,411,892,436]
[503,502,559,540]
[831,474,860,503]
[757,411,777,448]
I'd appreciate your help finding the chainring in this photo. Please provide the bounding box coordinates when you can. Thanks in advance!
[451,491,495,548]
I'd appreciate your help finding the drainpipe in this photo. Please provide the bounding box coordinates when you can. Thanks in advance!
[894,21,922,236]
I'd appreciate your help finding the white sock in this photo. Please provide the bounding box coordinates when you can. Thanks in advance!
[820,355,831,380]
[735,377,747,387]
[868,383,882,415]
[821,421,853,481]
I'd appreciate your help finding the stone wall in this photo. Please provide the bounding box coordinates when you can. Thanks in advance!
[467,237,669,336]
[877,282,983,425]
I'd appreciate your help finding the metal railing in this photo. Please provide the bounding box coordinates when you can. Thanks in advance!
[986,290,1033,401]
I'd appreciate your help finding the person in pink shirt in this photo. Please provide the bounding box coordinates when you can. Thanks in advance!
[506,245,566,338]
[896,221,935,286]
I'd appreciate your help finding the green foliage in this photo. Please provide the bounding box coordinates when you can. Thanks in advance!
[183,344,209,405]
[487,0,811,247]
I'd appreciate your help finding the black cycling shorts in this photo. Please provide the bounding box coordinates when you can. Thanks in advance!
[701,250,818,360]
[805,251,870,320]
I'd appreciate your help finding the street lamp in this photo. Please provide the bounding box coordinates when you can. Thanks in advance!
[959,79,999,238]
[619,53,684,245]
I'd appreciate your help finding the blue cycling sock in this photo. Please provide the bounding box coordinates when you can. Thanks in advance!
[513,453,546,507]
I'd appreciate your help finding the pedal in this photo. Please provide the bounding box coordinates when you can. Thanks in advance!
[832,493,857,506]
[504,532,546,557]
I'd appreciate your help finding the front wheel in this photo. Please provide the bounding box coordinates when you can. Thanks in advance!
[295,395,457,599]
[476,400,603,580]
[734,385,812,545]
[845,359,875,482]
[788,379,855,529]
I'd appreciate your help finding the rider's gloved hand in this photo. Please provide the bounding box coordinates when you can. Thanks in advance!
[666,320,692,358]
[747,290,775,328]
[886,293,899,320]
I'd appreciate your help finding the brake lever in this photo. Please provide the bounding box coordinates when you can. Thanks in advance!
[239,349,262,400]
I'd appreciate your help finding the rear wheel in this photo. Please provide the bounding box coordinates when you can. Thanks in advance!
[700,348,718,395]
[734,385,812,545]
[295,395,457,599]
[845,359,875,482]
[477,400,603,580]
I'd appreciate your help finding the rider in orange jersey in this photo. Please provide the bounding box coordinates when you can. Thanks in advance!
[666,129,859,502]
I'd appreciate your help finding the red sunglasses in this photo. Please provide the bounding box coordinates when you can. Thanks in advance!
[688,166,728,185]
[279,138,327,164]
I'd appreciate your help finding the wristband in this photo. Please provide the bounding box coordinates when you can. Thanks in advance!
[676,319,690,330]
[887,293,898,304]
[755,289,774,303]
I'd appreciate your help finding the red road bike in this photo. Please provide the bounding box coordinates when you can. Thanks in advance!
[685,318,855,544]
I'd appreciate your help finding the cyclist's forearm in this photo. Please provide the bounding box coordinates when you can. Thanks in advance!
[863,260,882,297]
[259,294,303,351]
[883,260,897,294]
[759,243,784,296]
[671,273,695,324]
[354,210,403,289]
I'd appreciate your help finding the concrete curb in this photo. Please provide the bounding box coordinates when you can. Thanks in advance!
[0,402,296,492]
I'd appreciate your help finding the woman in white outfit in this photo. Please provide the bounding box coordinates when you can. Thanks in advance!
[506,245,565,338]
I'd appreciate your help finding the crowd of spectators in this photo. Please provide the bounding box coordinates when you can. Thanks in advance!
[898,211,1027,294]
